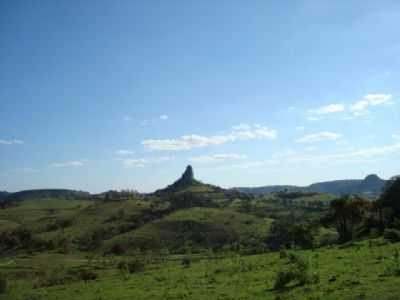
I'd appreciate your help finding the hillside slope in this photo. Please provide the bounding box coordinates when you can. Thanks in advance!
[3,189,91,202]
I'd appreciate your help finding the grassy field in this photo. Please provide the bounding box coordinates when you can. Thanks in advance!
[1,239,399,300]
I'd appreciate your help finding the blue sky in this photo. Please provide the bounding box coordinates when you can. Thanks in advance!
[1,0,399,193]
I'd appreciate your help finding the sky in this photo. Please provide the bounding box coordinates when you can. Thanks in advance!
[0,0,399,193]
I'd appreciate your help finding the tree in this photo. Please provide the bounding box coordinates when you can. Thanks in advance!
[326,195,371,242]
[377,177,400,227]
[266,218,319,250]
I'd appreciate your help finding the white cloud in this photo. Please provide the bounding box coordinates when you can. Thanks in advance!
[307,116,321,122]
[152,156,175,163]
[190,153,247,163]
[296,132,343,143]
[143,134,234,151]
[309,103,345,115]
[50,160,87,168]
[392,134,400,140]
[233,124,277,140]
[115,149,135,155]
[120,158,148,168]
[0,139,24,145]
[160,114,168,120]
[143,124,277,151]
[119,156,175,168]
[350,94,393,117]
[288,106,296,111]
[304,94,393,121]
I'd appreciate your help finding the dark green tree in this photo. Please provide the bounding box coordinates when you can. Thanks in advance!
[326,195,371,242]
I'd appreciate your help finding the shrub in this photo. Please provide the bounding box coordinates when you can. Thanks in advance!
[181,257,191,268]
[318,230,339,247]
[274,254,316,290]
[274,270,296,289]
[118,259,145,273]
[110,244,126,255]
[279,249,288,259]
[0,277,7,294]
[34,267,70,287]
[78,269,98,282]
[384,229,400,242]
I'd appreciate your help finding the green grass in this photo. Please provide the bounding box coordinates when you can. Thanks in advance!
[1,239,400,300]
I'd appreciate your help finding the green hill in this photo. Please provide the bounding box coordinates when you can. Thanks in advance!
[3,189,91,203]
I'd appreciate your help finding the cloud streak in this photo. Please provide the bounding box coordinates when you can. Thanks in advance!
[0,139,24,145]
[190,153,247,163]
[392,134,400,140]
[118,156,175,168]
[49,160,87,168]
[115,149,135,155]
[350,94,393,117]
[296,132,343,143]
[142,124,277,151]
[309,104,345,115]
[306,94,393,120]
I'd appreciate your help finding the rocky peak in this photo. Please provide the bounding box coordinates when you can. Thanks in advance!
[155,165,200,194]
[181,165,194,183]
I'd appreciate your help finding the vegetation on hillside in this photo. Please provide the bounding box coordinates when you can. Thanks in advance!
[0,167,399,299]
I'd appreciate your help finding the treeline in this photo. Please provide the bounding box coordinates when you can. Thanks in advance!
[267,177,400,250]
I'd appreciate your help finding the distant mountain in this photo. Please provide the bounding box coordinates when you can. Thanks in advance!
[233,174,387,198]
[3,189,91,202]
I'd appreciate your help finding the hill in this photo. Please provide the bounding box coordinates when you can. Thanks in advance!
[3,189,91,203]
[234,174,387,197]
[0,166,274,255]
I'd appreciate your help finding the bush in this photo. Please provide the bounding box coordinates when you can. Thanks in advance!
[109,244,126,255]
[279,249,288,259]
[181,257,191,268]
[384,229,400,242]
[34,267,70,287]
[318,230,339,247]
[274,254,317,290]
[118,259,145,273]
[274,270,296,289]
[0,277,7,294]
[78,269,98,282]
